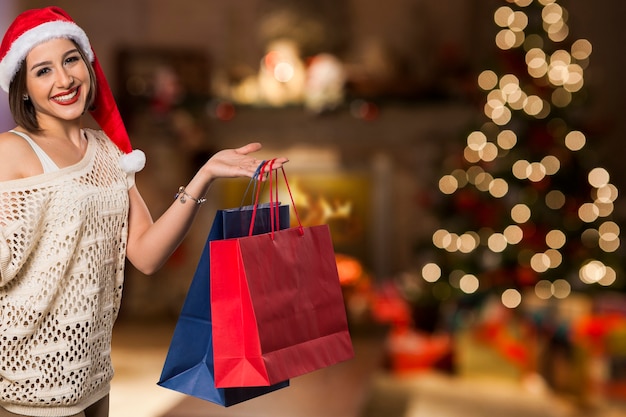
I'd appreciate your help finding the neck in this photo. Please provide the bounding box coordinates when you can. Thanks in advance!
[32,117,84,146]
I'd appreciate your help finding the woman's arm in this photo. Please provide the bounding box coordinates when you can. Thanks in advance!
[125,142,287,275]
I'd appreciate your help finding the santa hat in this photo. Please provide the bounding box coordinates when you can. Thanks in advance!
[0,6,144,173]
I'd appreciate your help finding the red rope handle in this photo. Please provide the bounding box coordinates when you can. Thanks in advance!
[248,159,303,239]
[279,165,304,236]
[248,160,270,236]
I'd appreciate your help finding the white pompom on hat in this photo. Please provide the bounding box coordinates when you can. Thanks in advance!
[0,6,144,173]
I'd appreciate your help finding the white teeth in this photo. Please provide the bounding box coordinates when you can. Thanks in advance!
[52,90,77,102]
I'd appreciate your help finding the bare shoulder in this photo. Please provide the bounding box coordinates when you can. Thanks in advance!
[0,131,42,181]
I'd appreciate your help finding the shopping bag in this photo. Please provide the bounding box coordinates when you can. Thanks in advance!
[158,166,291,406]
[210,161,355,388]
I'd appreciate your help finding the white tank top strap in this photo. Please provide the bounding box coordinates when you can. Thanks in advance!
[9,129,60,173]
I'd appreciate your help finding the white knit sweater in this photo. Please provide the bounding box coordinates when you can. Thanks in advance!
[0,129,131,417]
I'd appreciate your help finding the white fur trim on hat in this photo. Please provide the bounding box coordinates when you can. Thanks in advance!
[119,149,146,174]
[0,20,94,92]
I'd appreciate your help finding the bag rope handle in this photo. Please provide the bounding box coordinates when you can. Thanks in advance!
[248,159,304,239]
[248,160,271,236]
[239,160,267,209]
[269,159,304,239]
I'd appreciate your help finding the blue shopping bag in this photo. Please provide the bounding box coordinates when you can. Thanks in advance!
[157,201,291,406]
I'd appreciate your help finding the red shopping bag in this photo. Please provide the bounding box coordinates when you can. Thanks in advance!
[209,161,354,388]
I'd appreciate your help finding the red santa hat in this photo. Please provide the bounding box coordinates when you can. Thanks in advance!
[0,6,144,173]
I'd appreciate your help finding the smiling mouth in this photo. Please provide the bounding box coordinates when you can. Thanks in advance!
[51,87,79,104]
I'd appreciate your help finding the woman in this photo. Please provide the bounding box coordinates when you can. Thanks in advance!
[0,7,286,417]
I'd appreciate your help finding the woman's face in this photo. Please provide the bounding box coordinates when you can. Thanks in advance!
[23,37,91,125]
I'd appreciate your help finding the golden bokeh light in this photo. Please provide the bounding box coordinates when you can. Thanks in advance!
[595,184,618,204]
[452,169,469,187]
[511,204,531,223]
[487,233,508,252]
[579,260,607,284]
[497,130,517,150]
[480,142,499,162]
[535,280,552,299]
[494,6,515,28]
[504,225,524,244]
[571,39,592,60]
[545,249,563,268]
[530,252,550,272]
[599,235,620,253]
[545,190,566,209]
[460,274,480,294]
[444,233,461,252]
[552,87,572,107]
[523,95,546,117]
[597,221,620,252]
[564,130,586,151]
[546,229,566,249]
[595,201,614,218]
[588,167,610,188]
[467,131,487,150]
[542,3,563,24]
[493,107,513,125]
[496,29,525,50]
[459,232,480,253]
[508,90,527,110]
[500,74,520,94]
[475,172,494,192]
[599,266,617,286]
[489,178,509,198]
[527,162,547,182]
[467,166,485,184]
[581,228,599,249]
[478,70,498,90]
[439,175,458,195]
[510,11,529,32]
[563,64,584,92]
[599,221,620,238]
[502,289,522,309]
[421,263,442,283]
[552,279,571,299]
[578,202,599,223]
[541,155,560,175]
[547,21,569,43]
[512,159,530,180]
[432,229,450,249]
[464,146,481,163]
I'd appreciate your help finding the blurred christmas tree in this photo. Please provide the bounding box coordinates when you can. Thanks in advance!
[419,0,623,310]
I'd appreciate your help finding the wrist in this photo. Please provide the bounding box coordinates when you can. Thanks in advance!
[175,185,207,206]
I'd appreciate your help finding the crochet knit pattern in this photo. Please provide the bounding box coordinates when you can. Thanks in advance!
[0,129,130,416]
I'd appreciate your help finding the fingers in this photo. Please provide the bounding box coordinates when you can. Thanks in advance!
[228,143,289,179]
[258,157,289,174]
[235,142,262,155]
[235,143,289,166]
[271,157,289,167]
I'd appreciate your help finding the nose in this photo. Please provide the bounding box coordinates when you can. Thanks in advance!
[56,68,74,88]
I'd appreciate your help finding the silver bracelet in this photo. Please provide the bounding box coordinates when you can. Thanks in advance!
[175,186,206,206]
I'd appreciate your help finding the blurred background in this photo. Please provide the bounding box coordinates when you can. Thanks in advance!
[2,1,626,416]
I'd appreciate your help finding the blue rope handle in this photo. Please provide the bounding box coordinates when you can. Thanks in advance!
[239,160,267,209]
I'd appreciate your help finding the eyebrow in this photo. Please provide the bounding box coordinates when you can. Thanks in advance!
[29,47,80,72]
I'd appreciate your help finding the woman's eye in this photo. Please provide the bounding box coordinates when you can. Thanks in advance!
[65,55,80,64]
[36,68,50,77]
